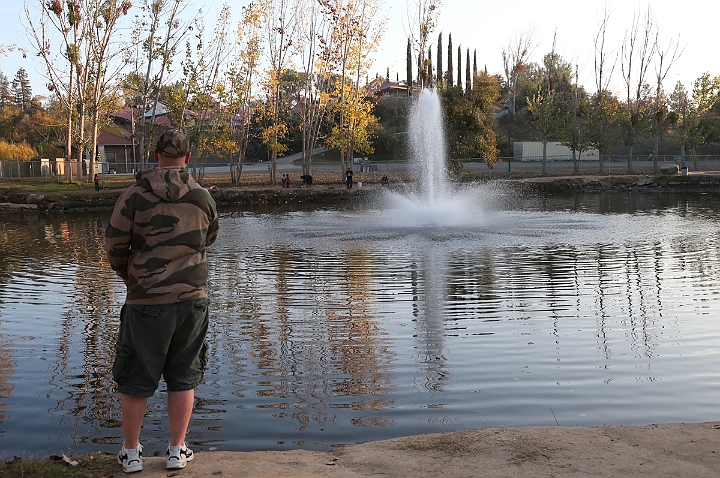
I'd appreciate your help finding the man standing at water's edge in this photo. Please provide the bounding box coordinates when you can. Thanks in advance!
[105,130,219,473]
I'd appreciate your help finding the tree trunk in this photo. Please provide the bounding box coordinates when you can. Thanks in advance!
[653,133,660,174]
[680,142,686,168]
[573,150,579,174]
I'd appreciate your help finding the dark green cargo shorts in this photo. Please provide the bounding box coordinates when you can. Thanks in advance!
[112,298,209,397]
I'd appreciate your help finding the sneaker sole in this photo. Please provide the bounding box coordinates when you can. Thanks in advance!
[166,452,193,469]
[118,457,143,473]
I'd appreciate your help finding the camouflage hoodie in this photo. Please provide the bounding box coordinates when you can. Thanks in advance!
[105,167,219,305]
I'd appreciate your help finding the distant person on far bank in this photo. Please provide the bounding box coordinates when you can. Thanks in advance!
[94,173,100,191]
[345,168,353,189]
[105,130,219,474]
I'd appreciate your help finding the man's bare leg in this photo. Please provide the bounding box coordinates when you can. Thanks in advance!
[121,393,148,448]
[168,389,194,446]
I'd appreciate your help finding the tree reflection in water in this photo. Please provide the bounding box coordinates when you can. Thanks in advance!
[1,196,720,457]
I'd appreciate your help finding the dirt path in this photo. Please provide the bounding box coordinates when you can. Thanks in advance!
[130,422,720,477]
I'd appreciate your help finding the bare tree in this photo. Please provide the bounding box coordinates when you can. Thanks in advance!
[501,28,535,157]
[592,6,617,175]
[263,0,299,184]
[501,28,535,116]
[87,0,133,178]
[25,0,129,179]
[620,6,655,174]
[25,0,83,170]
[0,44,25,56]
[128,0,196,169]
[404,0,441,89]
[180,6,235,183]
[223,2,264,186]
[297,0,336,177]
[651,28,682,173]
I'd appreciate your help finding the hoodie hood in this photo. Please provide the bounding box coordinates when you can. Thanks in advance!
[135,167,196,202]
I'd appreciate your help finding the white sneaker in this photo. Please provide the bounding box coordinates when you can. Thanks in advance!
[166,443,194,469]
[117,443,143,473]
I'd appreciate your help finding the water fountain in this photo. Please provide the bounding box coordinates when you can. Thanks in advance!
[383,88,487,228]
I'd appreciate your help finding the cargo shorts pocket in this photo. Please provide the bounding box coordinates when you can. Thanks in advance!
[129,304,163,316]
[112,342,134,385]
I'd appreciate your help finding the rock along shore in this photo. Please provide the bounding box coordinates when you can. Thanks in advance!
[1,172,720,214]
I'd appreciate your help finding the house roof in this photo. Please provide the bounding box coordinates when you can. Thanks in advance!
[110,105,175,127]
[97,129,132,146]
[109,108,138,122]
[144,102,168,117]
[365,79,408,96]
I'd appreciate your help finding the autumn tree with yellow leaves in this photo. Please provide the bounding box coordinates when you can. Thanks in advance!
[296,0,334,177]
[262,0,299,185]
[222,2,265,186]
[321,0,385,173]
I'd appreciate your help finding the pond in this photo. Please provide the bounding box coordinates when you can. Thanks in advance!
[1,191,720,458]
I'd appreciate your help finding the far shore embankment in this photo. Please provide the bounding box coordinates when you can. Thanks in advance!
[2,171,720,214]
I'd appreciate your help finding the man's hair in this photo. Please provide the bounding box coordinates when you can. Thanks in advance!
[155,130,189,159]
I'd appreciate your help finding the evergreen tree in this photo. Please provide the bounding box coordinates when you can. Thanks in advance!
[0,71,10,108]
[466,48,471,93]
[447,34,453,87]
[427,47,432,87]
[473,50,477,76]
[11,68,32,110]
[436,33,443,87]
[406,38,413,96]
[441,70,500,165]
[457,45,461,87]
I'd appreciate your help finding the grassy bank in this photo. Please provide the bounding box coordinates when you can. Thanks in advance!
[0,453,120,478]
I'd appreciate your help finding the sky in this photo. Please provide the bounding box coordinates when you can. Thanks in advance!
[1,0,717,99]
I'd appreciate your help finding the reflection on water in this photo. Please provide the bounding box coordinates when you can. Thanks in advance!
[1,192,720,458]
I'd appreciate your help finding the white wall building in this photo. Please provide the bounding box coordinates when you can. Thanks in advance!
[514,142,599,161]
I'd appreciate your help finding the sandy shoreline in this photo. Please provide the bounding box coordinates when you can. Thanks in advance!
[121,422,720,477]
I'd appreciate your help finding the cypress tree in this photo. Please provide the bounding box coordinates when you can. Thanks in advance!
[473,50,477,76]
[406,38,412,96]
[466,48,471,93]
[418,52,422,86]
[457,45,462,87]
[436,33,443,87]
[427,47,432,87]
[447,34,453,87]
